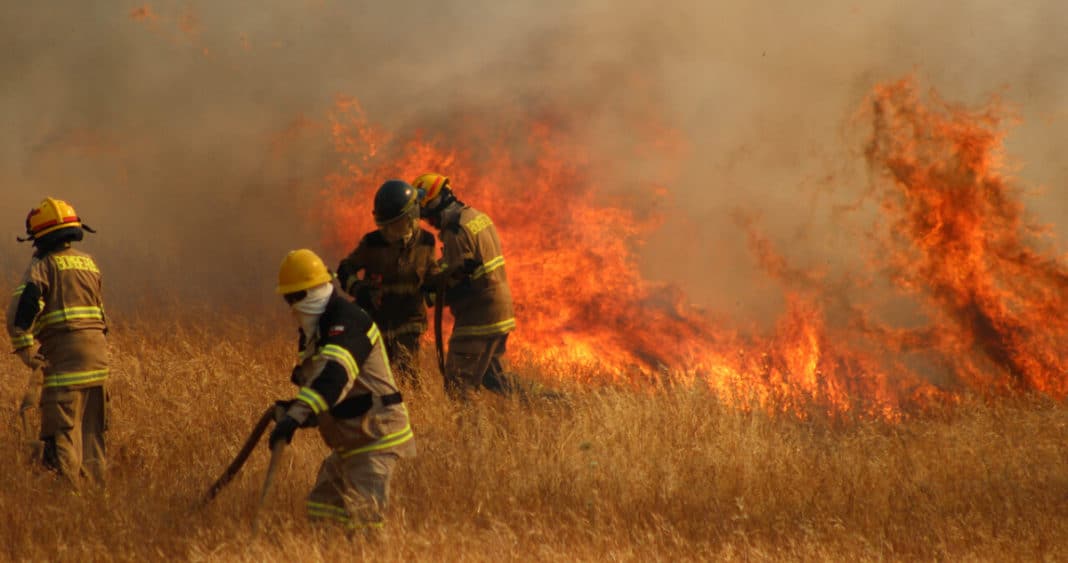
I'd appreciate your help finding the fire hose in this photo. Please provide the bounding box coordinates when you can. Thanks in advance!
[431,258,483,380]
[434,274,447,379]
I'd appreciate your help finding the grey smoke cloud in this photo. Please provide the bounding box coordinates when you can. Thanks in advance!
[1,1,1065,317]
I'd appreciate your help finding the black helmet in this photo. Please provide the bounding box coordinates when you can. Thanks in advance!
[372,180,419,226]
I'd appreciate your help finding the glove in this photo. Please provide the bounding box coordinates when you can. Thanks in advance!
[353,281,382,314]
[274,400,318,427]
[14,348,42,370]
[461,258,481,275]
[268,416,300,450]
[336,262,357,293]
[273,400,294,422]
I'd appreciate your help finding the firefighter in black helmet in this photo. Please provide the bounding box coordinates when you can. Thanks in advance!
[337,180,437,386]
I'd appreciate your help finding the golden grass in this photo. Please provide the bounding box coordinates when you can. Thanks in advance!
[1,311,1066,561]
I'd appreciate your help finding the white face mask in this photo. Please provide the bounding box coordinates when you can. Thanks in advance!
[290,283,333,339]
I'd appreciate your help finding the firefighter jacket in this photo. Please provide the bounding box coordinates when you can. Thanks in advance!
[337,229,437,342]
[438,205,516,340]
[6,245,109,389]
[285,292,415,458]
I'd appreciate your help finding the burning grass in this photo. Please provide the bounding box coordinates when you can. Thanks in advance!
[318,77,1068,423]
[1,312,1065,561]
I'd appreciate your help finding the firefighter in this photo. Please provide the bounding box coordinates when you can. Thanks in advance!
[269,249,415,532]
[412,173,516,400]
[6,197,108,485]
[337,180,437,386]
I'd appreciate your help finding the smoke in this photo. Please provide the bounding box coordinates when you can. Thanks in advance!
[2,0,1066,317]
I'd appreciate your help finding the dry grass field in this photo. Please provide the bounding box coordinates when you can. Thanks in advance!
[1,310,1065,562]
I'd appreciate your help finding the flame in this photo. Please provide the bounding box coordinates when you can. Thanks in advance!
[319,78,1067,418]
[864,78,1068,399]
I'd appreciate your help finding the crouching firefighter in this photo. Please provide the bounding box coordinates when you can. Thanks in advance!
[412,173,516,401]
[269,249,416,532]
[6,197,108,485]
[337,180,437,387]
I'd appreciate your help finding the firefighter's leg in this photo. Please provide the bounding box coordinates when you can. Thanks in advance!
[444,337,494,401]
[306,453,354,530]
[339,450,398,531]
[480,335,512,395]
[81,386,107,485]
[39,386,83,483]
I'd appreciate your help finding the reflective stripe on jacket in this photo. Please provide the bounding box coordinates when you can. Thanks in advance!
[439,206,515,340]
[286,292,415,457]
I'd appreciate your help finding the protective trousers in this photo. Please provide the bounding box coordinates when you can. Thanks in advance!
[306,450,399,531]
[40,385,106,485]
[444,334,511,400]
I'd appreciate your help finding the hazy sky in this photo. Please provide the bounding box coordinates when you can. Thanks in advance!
[2,1,1066,315]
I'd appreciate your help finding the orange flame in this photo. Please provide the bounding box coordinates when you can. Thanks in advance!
[864,77,1068,400]
[318,78,1067,418]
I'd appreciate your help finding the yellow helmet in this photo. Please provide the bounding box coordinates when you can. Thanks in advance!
[412,172,449,205]
[24,197,82,240]
[277,249,332,295]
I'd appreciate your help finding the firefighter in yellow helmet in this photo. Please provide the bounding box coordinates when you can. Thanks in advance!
[6,198,108,485]
[412,173,516,400]
[270,249,415,531]
[336,180,437,386]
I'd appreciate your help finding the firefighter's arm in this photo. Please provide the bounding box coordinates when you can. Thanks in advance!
[8,261,48,364]
[97,275,109,335]
[9,282,41,349]
[420,258,481,307]
[426,231,480,289]
[284,331,367,425]
[274,362,346,447]
[336,241,369,294]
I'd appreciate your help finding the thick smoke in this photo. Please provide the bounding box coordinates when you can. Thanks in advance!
[1,1,1066,317]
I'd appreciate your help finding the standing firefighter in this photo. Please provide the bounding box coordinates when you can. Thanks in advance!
[337,180,437,385]
[270,249,415,532]
[413,173,516,400]
[6,198,108,485]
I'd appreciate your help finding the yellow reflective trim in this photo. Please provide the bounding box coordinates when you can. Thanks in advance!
[451,317,516,338]
[471,256,505,280]
[319,344,359,380]
[12,284,26,298]
[463,214,493,236]
[297,387,329,414]
[306,501,349,517]
[367,323,381,346]
[11,334,35,349]
[307,501,354,528]
[339,424,414,459]
[43,369,108,388]
[52,255,100,273]
[307,511,352,526]
[35,306,105,329]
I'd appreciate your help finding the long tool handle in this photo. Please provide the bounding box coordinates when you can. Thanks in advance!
[202,406,274,505]
[434,275,447,378]
[252,441,286,534]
